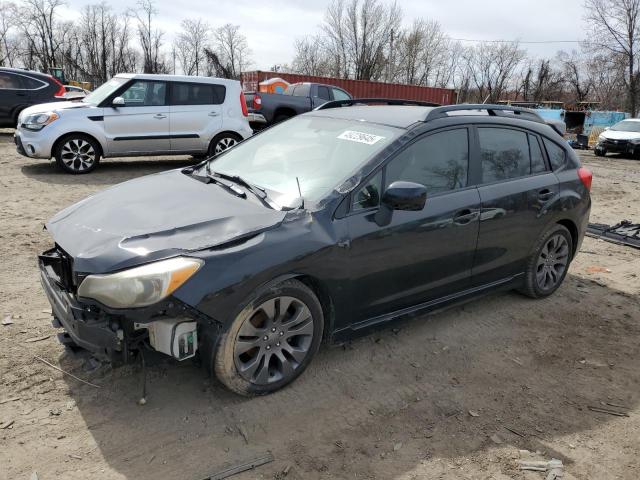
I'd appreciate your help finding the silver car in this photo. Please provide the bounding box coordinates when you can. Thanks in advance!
[14,74,253,173]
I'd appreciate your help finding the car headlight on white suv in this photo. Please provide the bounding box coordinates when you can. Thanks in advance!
[22,111,59,131]
[597,134,606,143]
[77,257,203,308]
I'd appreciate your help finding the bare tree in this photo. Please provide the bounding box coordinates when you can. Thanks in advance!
[465,42,526,103]
[213,23,250,79]
[0,2,19,67]
[322,0,401,80]
[556,50,593,102]
[134,0,167,73]
[292,35,332,76]
[174,18,209,75]
[394,19,447,85]
[585,0,640,114]
[13,0,66,72]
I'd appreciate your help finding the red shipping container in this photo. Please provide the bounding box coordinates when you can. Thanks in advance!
[241,71,456,105]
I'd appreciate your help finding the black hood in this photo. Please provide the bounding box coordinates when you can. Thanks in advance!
[46,170,286,273]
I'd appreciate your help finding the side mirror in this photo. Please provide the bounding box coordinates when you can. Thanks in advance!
[374,181,427,226]
[382,181,427,211]
[112,96,125,106]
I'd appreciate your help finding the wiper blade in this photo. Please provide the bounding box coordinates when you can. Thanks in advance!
[205,174,246,198]
[211,171,276,209]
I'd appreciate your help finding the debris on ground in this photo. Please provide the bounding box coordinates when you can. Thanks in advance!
[2,315,14,326]
[200,452,274,480]
[519,458,564,479]
[34,355,101,388]
[588,405,630,417]
[25,335,50,343]
[468,410,480,417]
[1,420,15,429]
[587,220,640,249]
[237,424,249,444]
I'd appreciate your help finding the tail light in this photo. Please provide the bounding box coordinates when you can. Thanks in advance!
[253,94,262,110]
[240,91,249,117]
[578,167,592,191]
[49,75,66,98]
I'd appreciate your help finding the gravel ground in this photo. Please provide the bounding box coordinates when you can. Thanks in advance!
[0,130,639,480]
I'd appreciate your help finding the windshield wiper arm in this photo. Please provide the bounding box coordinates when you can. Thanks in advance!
[211,171,276,209]
[204,174,246,198]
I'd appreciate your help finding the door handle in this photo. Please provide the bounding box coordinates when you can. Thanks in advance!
[537,189,554,200]
[453,209,477,225]
[208,111,220,117]
[16,92,26,97]
[153,114,167,119]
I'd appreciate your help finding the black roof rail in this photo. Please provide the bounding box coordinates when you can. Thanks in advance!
[424,104,546,124]
[315,98,441,111]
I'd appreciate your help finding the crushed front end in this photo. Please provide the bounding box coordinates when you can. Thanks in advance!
[39,245,216,365]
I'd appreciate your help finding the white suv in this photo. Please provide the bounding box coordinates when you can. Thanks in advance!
[15,74,253,173]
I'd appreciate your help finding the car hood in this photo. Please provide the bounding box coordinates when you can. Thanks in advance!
[601,129,640,141]
[46,169,287,274]
[21,101,93,117]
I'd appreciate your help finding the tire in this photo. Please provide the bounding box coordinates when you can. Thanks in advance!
[519,224,573,299]
[594,148,606,157]
[208,132,242,158]
[54,134,101,174]
[214,279,324,396]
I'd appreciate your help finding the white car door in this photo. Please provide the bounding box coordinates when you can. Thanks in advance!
[169,82,223,153]
[103,80,170,155]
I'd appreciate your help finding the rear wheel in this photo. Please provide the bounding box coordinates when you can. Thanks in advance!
[519,224,573,298]
[594,147,606,157]
[208,132,242,158]
[54,134,101,174]
[213,279,324,396]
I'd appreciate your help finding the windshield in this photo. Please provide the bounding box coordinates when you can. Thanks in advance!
[610,120,640,132]
[207,115,400,206]
[83,77,128,105]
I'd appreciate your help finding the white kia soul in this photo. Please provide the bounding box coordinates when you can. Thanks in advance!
[15,74,253,173]
[594,118,640,158]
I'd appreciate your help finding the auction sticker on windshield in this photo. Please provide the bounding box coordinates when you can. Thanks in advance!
[338,130,385,145]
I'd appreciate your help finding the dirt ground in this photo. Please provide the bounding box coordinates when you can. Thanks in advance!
[1,130,639,480]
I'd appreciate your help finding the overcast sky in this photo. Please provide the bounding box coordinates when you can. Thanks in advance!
[61,0,588,70]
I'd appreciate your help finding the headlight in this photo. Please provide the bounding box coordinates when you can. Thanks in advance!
[77,257,203,308]
[597,134,606,142]
[22,111,59,131]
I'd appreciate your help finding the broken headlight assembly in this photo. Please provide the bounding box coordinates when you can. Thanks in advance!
[77,257,203,308]
[22,111,59,131]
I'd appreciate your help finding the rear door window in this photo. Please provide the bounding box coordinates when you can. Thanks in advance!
[478,128,531,183]
[316,86,331,101]
[543,138,568,171]
[0,72,23,89]
[385,128,469,194]
[170,83,226,105]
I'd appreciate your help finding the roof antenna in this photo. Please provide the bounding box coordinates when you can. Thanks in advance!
[296,176,304,209]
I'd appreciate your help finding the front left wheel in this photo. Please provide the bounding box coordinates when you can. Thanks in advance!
[213,279,324,396]
[54,134,101,174]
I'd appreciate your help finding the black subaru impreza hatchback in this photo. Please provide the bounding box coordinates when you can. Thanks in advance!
[39,102,591,395]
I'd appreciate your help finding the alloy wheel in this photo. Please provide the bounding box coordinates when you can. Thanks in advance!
[214,137,238,155]
[60,139,96,172]
[536,234,569,291]
[234,296,315,385]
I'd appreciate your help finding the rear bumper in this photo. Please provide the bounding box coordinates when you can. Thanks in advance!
[247,112,267,124]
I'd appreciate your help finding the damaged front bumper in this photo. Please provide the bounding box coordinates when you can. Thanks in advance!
[39,247,217,364]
